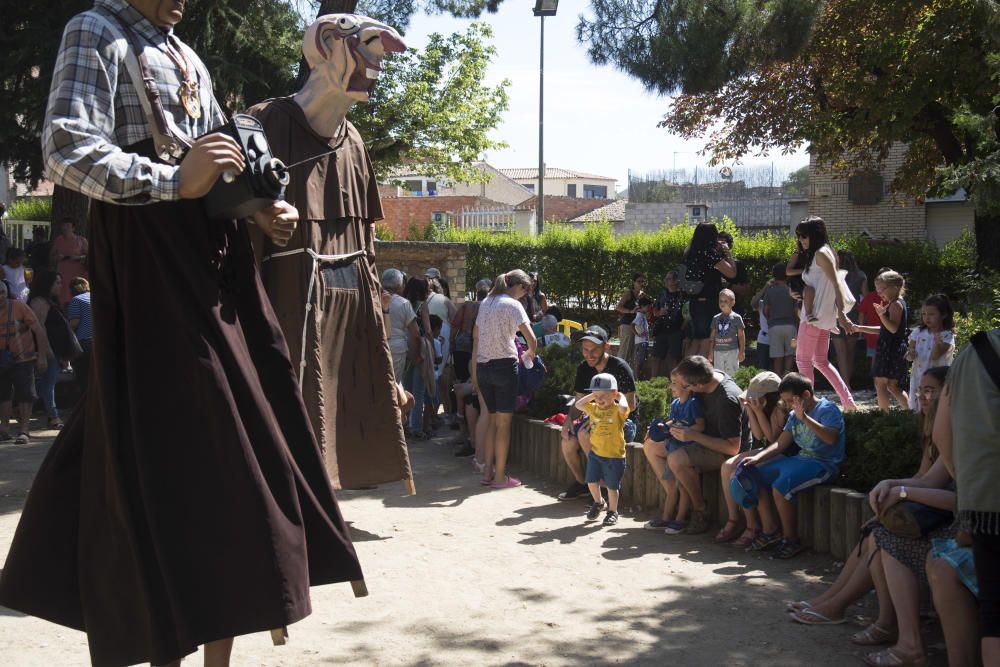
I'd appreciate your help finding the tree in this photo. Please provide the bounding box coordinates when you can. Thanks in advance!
[578,0,1000,266]
[782,166,809,196]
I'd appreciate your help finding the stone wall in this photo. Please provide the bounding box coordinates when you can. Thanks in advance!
[375,240,469,303]
[808,143,927,241]
[623,202,689,233]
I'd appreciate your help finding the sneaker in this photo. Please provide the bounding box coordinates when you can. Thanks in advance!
[663,520,688,535]
[585,499,607,521]
[558,481,589,501]
[603,511,619,526]
[750,530,783,551]
[644,517,672,531]
[13,432,29,445]
[773,538,803,559]
[685,508,710,534]
[453,443,475,457]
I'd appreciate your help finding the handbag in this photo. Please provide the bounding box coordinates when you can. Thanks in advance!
[878,500,953,539]
[46,307,83,362]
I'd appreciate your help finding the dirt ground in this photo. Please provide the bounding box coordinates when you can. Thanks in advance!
[2,424,910,666]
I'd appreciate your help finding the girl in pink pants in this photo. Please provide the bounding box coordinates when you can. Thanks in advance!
[795,320,857,410]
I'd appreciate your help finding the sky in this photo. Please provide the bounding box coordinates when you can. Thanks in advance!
[401,2,808,193]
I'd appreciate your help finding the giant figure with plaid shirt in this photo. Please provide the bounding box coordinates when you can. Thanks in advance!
[0,1,364,666]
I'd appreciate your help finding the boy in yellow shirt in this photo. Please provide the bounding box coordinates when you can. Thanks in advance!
[575,373,631,526]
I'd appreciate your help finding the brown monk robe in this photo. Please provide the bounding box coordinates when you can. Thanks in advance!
[246,97,413,491]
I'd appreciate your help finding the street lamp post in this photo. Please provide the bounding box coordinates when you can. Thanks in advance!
[534,0,558,236]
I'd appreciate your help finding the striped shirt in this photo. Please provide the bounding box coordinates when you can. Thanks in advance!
[67,292,94,342]
[43,0,227,205]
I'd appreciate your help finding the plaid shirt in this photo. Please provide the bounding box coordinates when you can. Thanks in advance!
[42,0,227,205]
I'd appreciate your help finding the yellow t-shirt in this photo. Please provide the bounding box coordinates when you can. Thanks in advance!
[582,402,629,459]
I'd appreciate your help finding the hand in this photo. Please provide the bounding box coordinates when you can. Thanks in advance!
[252,201,298,247]
[738,349,746,362]
[743,453,762,467]
[790,290,802,302]
[707,353,714,363]
[874,301,888,317]
[790,395,806,420]
[178,132,246,199]
[522,349,536,365]
[869,480,892,513]
[380,290,393,312]
[882,486,905,511]
[669,425,691,442]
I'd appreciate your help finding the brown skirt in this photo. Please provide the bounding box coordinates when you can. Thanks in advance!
[0,192,363,667]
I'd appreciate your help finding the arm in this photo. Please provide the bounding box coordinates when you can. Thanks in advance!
[800,407,841,445]
[934,384,954,477]
[29,298,50,324]
[737,327,746,362]
[745,430,796,466]
[930,332,953,362]
[713,257,737,279]
[574,393,596,411]
[751,282,770,312]
[815,248,849,308]
[538,292,549,313]
[785,251,805,276]
[672,428,741,457]
[623,391,637,413]
[878,300,904,334]
[708,321,717,361]
[617,392,630,418]
[517,321,538,358]
[407,319,421,362]
[29,318,51,368]
[690,416,706,434]
[615,290,636,315]
[870,457,955,513]
[67,299,81,330]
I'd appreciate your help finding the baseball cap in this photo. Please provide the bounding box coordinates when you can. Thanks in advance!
[587,372,617,392]
[425,267,442,279]
[729,459,763,509]
[579,326,609,345]
[741,371,781,400]
[647,418,669,442]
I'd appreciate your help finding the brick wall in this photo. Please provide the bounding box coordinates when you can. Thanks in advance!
[519,195,613,223]
[375,240,469,303]
[379,196,486,239]
[808,143,927,241]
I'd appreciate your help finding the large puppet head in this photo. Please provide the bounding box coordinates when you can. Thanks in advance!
[302,14,407,104]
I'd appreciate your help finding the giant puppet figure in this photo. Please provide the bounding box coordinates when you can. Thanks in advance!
[247,15,414,493]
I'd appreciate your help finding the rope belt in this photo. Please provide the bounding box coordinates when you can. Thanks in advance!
[262,247,368,390]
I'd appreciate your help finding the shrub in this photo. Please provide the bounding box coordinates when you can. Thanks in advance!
[6,197,52,221]
[839,409,923,492]
[635,377,672,426]
[732,365,762,390]
[374,223,397,241]
[525,343,583,419]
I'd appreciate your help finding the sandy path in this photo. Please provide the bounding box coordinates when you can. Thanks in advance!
[2,428,887,666]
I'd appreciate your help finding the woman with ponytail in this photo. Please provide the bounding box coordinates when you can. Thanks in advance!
[473,270,538,489]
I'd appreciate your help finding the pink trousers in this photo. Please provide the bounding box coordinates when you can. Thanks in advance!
[795,320,856,409]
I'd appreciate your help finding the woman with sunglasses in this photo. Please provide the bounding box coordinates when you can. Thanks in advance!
[786,217,857,411]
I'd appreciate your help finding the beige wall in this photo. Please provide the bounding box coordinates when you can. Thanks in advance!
[449,177,533,207]
[512,177,616,199]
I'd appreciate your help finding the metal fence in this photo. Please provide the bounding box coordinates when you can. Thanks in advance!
[2,219,50,249]
[458,205,514,232]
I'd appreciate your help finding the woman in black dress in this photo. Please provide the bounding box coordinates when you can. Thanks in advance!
[682,224,737,358]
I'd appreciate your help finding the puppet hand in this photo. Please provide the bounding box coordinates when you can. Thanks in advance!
[253,201,298,247]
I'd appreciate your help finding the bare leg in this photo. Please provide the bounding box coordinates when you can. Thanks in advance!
[491,412,514,483]
[772,488,798,539]
[927,554,980,667]
[204,638,234,667]
[480,411,496,482]
[661,479,679,521]
[642,439,673,496]
[803,536,876,620]
[832,335,852,389]
[874,377,891,413]
[607,489,619,513]
[560,431,586,484]
[587,482,602,504]
[474,404,488,465]
[880,551,924,657]
[667,447,705,512]
[676,485,691,522]
[721,453,751,522]
[887,379,909,411]
[16,401,30,436]
[755,486,780,534]
[869,550,899,631]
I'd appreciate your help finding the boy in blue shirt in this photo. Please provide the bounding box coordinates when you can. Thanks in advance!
[643,369,706,534]
[743,372,844,558]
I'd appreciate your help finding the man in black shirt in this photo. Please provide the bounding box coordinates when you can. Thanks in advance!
[666,355,751,532]
[557,326,639,500]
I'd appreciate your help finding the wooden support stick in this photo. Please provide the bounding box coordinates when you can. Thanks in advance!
[270,627,288,646]
[351,579,369,597]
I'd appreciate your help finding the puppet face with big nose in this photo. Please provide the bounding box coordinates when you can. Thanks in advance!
[301,14,406,106]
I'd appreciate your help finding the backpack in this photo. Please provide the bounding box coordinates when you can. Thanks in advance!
[676,263,704,297]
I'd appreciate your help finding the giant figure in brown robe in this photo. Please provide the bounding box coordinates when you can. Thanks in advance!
[247,14,413,492]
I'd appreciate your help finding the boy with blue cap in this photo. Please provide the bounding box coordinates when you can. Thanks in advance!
[742,372,845,558]
[575,372,631,526]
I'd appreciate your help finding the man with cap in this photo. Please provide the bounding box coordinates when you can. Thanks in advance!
[558,325,639,500]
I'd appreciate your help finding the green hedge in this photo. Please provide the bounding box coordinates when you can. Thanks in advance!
[441,220,978,333]
[6,197,52,221]
[525,353,921,492]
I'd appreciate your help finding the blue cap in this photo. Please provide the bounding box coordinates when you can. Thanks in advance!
[729,460,762,509]
[647,418,669,442]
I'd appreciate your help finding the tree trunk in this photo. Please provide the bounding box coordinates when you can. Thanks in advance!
[974,207,1000,270]
[293,0,360,91]
[50,184,90,237]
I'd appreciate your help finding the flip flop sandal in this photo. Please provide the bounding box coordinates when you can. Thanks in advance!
[785,600,813,613]
[714,518,744,542]
[733,528,760,548]
[479,478,494,486]
[490,476,522,489]
[862,648,928,667]
[851,624,896,646]
[790,608,846,625]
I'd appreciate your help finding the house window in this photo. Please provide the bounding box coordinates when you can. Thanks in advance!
[405,179,423,196]
[427,181,438,196]
[524,183,535,193]
[567,184,577,197]
[583,184,607,199]
[848,172,884,205]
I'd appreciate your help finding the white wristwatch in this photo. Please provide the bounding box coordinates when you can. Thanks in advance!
[899,486,908,500]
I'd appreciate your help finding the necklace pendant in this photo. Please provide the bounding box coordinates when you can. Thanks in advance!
[180,82,201,120]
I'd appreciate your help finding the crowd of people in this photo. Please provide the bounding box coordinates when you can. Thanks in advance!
[0,213,92,443]
[394,217,995,667]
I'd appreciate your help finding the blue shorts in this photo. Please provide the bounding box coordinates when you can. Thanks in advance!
[756,456,835,500]
[585,451,627,490]
[574,415,638,443]
[476,358,518,413]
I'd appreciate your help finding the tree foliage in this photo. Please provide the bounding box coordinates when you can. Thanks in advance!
[349,22,509,182]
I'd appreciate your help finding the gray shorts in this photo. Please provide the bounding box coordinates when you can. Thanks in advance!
[769,323,797,358]
[713,348,739,377]
[678,443,729,473]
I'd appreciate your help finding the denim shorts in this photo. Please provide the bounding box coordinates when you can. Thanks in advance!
[756,456,834,500]
[476,358,518,414]
[574,415,638,443]
[585,451,627,490]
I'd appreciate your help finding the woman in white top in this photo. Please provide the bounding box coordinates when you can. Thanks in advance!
[473,269,537,489]
[786,217,857,410]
